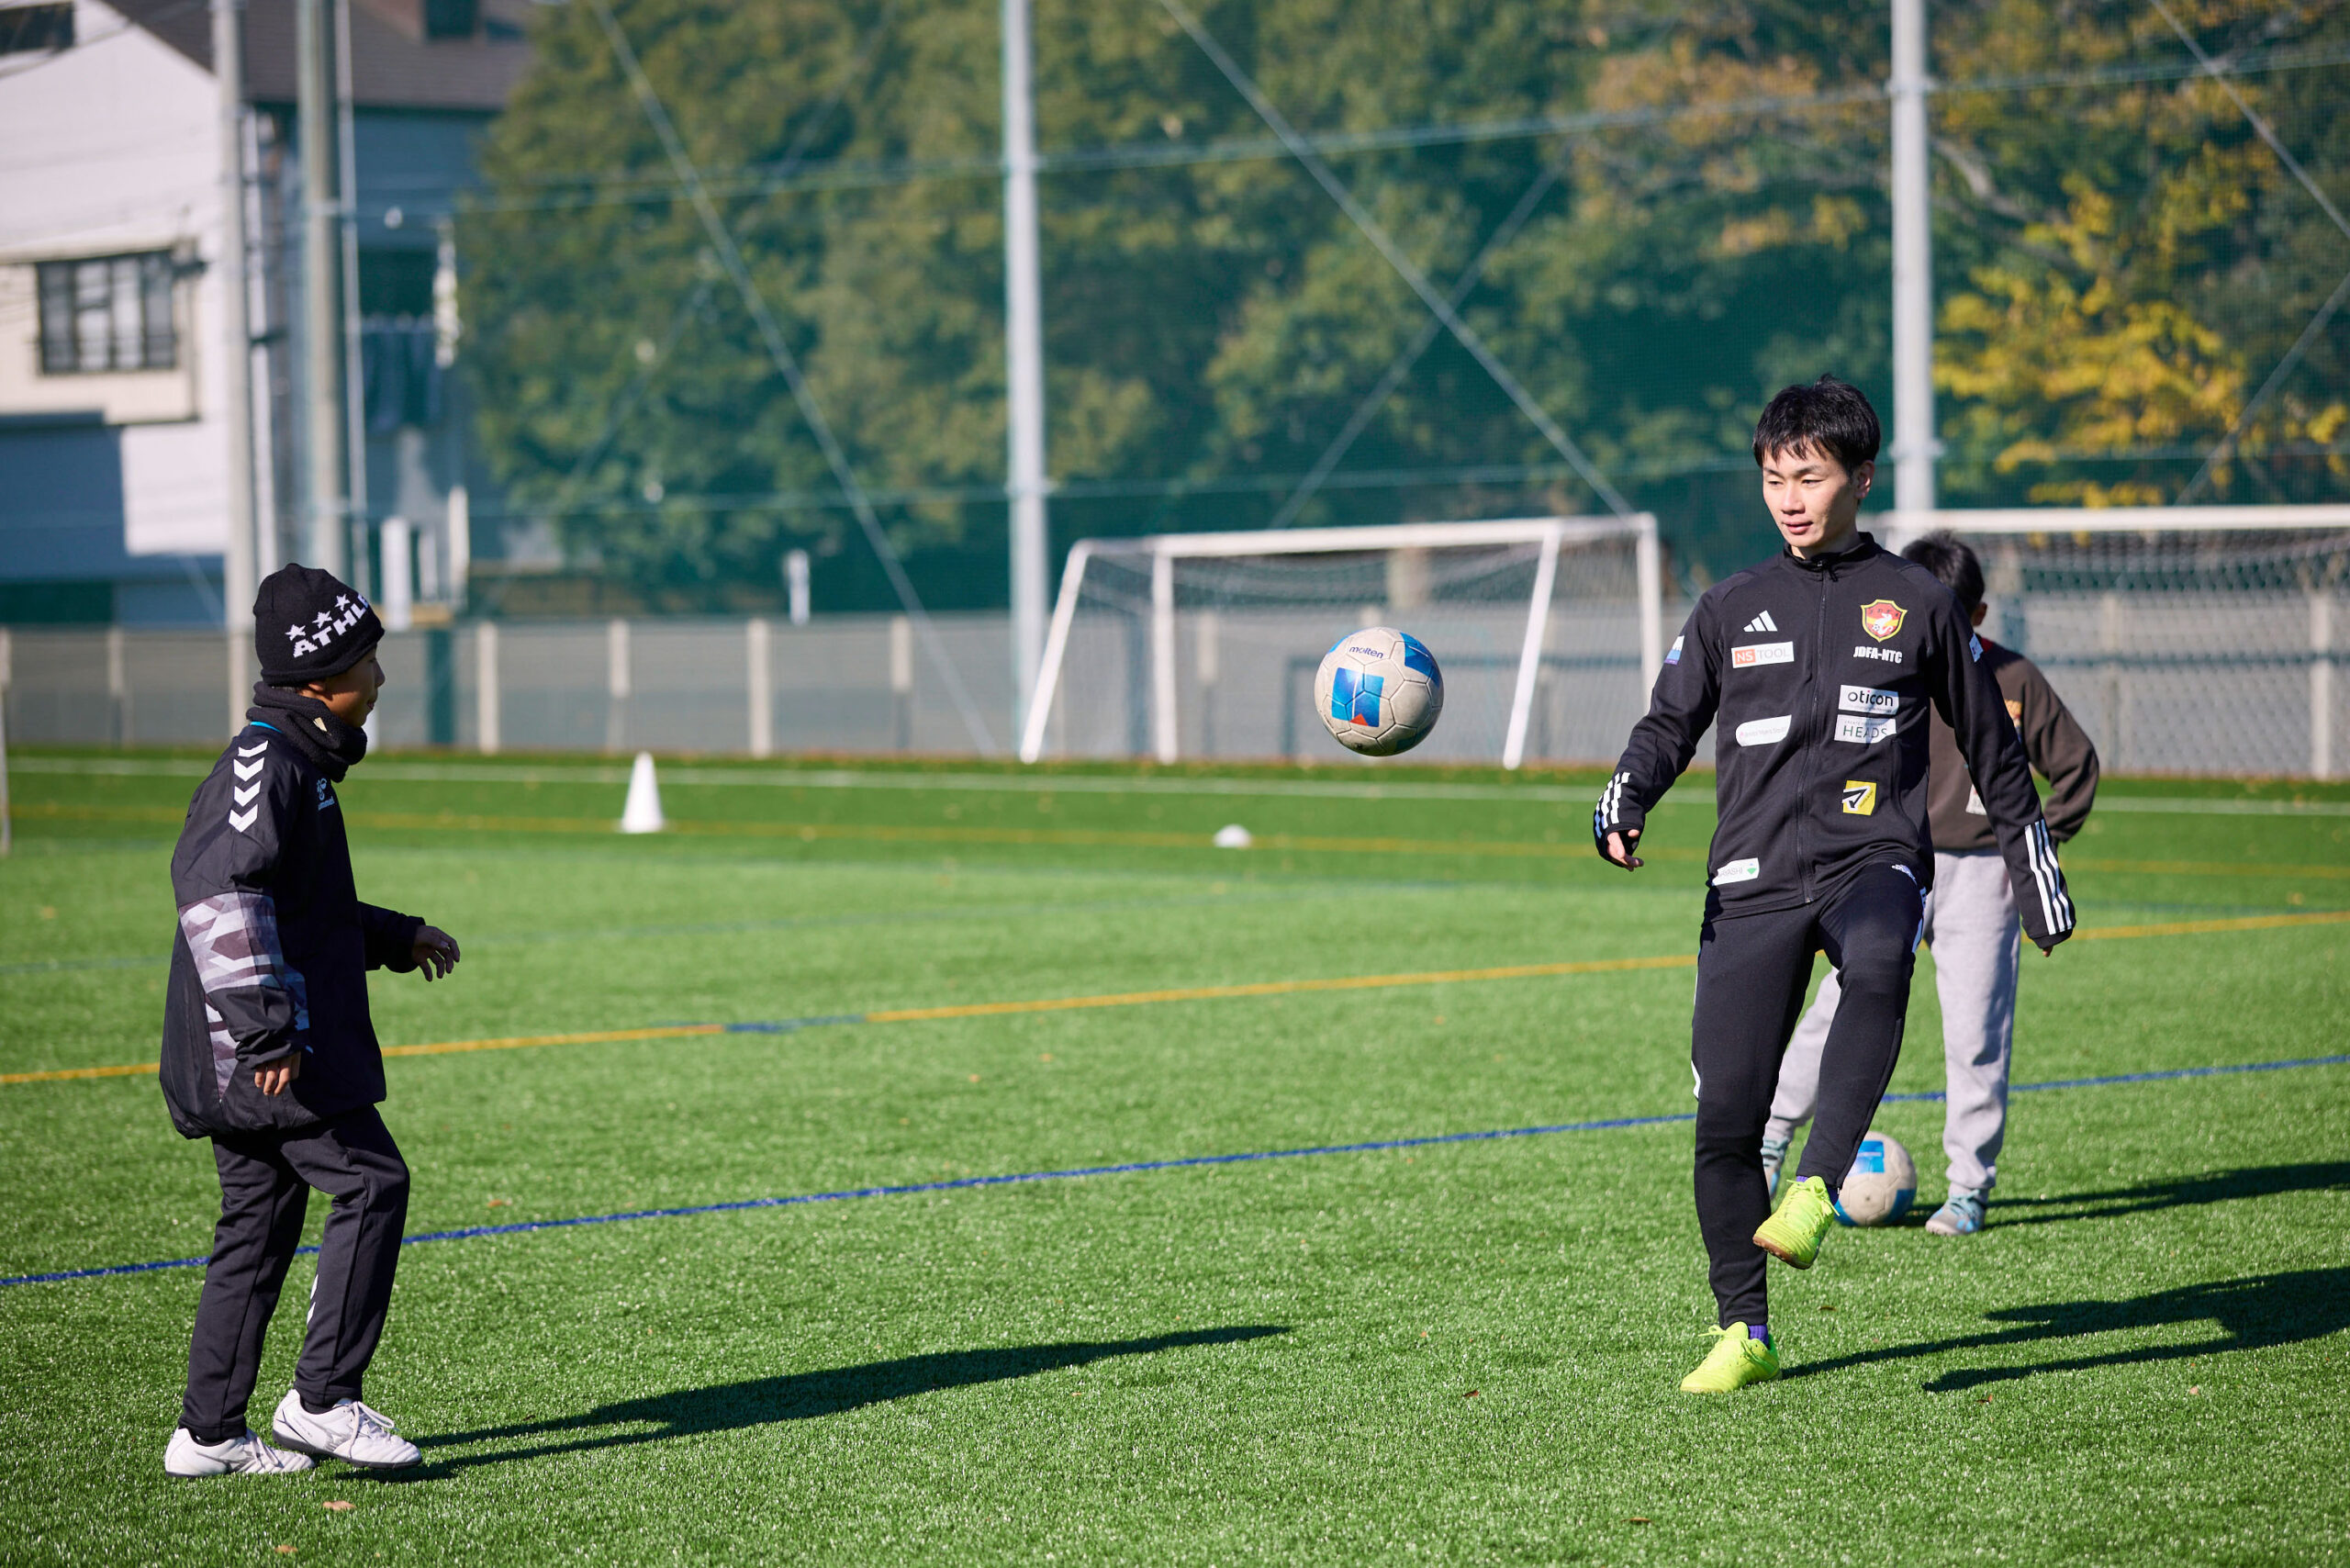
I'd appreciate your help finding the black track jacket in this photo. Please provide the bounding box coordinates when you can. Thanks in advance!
[1594,533,2076,951]
[161,721,424,1138]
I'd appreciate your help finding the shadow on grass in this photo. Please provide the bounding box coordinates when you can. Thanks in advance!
[391,1325,1289,1476]
[1786,1268,2350,1392]
[1985,1161,2350,1227]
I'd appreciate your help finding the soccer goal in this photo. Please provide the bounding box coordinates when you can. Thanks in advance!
[1881,506,2350,778]
[1016,516,1663,768]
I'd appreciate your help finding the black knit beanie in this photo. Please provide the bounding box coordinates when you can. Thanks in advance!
[254,564,384,685]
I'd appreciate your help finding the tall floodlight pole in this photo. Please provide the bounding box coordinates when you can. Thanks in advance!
[214,0,256,632]
[1889,0,1937,513]
[297,0,347,573]
[216,0,259,736]
[1002,0,1050,734]
[334,0,370,593]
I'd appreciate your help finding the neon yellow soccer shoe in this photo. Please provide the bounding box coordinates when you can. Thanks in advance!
[1681,1324,1780,1393]
[1753,1174,1836,1269]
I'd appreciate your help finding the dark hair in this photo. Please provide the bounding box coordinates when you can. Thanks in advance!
[1900,530,1985,615]
[1751,375,1881,472]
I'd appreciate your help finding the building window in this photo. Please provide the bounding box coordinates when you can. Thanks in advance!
[0,4,74,55]
[36,253,179,374]
[423,0,477,39]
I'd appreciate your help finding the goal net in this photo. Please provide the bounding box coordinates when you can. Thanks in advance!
[1017,517,1662,768]
[1882,508,2350,778]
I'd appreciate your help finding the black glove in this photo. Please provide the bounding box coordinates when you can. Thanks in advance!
[1592,771,1645,868]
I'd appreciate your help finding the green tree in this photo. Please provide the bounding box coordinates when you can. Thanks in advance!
[460,0,2350,608]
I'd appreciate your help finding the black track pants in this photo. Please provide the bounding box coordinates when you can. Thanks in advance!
[181,1105,409,1443]
[1691,864,1922,1327]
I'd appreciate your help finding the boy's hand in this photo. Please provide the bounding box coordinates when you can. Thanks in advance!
[1603,828,1643,870]
[254,1054,301,1096]
[412,925,462,980]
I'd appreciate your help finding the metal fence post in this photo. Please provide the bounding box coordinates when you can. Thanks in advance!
[106,626,129,748]
[1150,547,1178,764]
[747,617,772,758]
[890,615,912,751]
[606,617,630,753]
[2314,592,2335,781]
[1196,609,1219,757]
[476,621,499,755]
[2098,592,2124,771]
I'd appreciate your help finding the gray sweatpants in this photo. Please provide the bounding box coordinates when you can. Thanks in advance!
[1765,850,2021,1193]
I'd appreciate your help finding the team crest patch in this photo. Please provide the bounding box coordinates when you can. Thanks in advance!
[1860,599,1906,642]
[1841,779,1877,816]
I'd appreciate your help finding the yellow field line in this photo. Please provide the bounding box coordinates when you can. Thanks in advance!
[380,1024,724,1058]
[3,1061,159,1083]
[2063,855,2350,880]
[9,909,2345,1087]
[2071,909,2350,941]
[862,954,1698,1023]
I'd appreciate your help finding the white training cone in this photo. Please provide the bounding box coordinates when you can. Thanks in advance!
[1213,823,1252,848]
[620,751,666,834]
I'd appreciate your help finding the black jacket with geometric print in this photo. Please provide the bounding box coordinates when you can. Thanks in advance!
[1594,532,2076,951]
[161,720,423,1138]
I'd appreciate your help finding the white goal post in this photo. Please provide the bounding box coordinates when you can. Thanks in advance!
[1880,506,2350,779]
[1017,516,1663,768]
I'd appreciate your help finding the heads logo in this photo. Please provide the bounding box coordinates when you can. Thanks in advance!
[1859,599,1906,642]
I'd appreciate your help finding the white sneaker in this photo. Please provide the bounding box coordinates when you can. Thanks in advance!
[164,1427,316,1478]
[271,1389,420,1469]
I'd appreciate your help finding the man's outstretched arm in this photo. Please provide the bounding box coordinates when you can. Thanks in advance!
[1595,611,1718,871]
[1932,610,2076,949]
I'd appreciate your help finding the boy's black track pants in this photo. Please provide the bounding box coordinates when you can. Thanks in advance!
[1692,863,1922,1327]
[181,1105,408,1443]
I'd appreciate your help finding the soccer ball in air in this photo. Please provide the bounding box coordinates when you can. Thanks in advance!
[1314,627,1444,756]
[1832,1131,1917,1226]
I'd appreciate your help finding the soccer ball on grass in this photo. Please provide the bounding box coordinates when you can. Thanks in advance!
[1832,1131,1917,1226]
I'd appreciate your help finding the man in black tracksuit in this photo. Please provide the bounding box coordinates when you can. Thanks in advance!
[1593,378,2075,1393]
[161,564,461,1477]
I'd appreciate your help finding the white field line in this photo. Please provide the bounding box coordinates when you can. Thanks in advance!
[6,756,1628,804]
[9,756,2350,814]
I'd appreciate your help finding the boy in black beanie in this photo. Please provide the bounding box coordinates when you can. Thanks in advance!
[161,564,462,1477]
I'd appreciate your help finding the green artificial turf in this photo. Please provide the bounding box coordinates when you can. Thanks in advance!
[1,749,2345,1564]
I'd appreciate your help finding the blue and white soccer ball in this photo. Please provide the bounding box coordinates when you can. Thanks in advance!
[1833,1131,1918,1226]
[1313,626,1443,756]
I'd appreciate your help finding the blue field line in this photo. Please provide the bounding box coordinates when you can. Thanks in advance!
[1881,1051,2350,1104]
[6,1052,2345,1290]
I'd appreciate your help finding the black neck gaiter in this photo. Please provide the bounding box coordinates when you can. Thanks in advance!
[247,683,370,782]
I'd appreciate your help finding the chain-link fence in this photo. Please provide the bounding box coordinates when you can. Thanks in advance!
[1889,523,2350,778]
[4,594,2343,776]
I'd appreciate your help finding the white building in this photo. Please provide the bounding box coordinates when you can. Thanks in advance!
[0,0,532,625]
